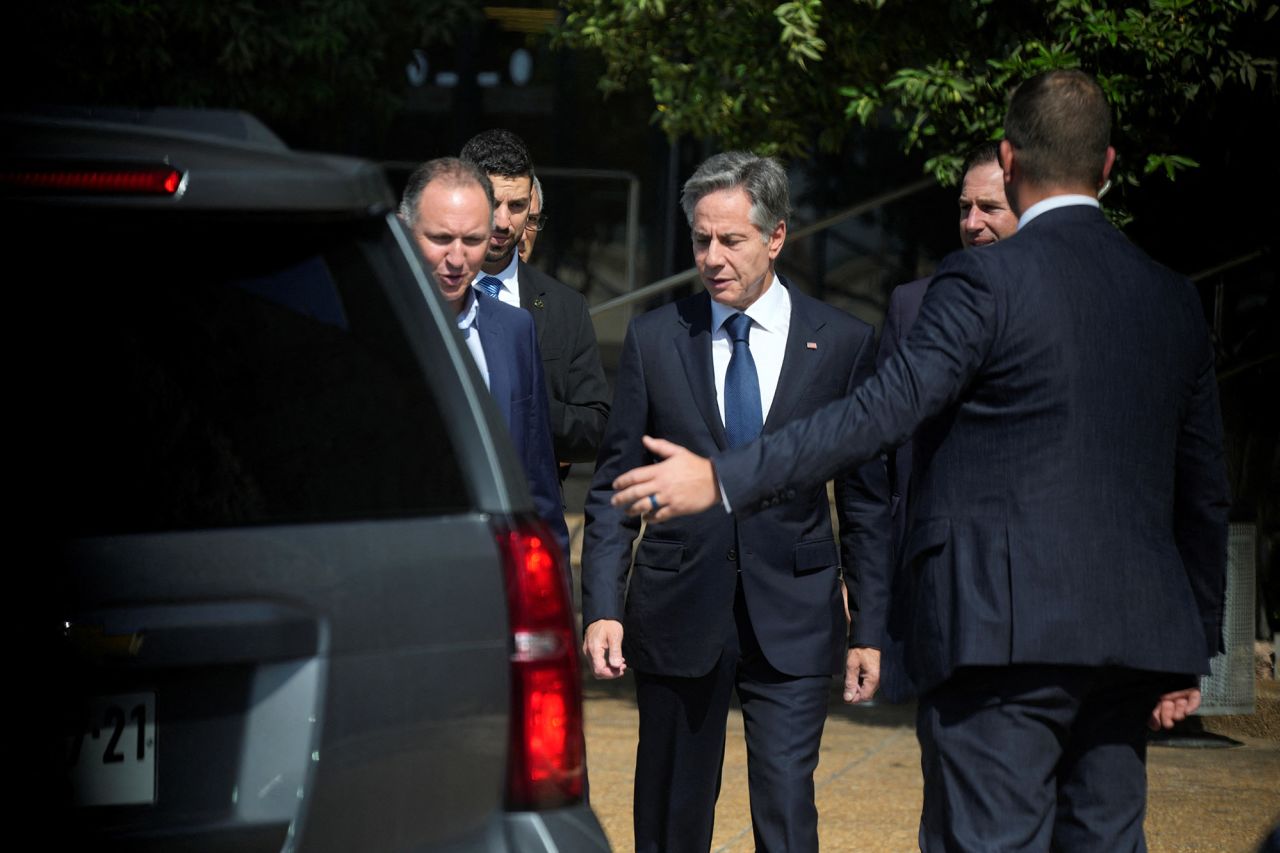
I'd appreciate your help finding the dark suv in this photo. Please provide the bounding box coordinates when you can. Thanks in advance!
[4,109,608,852]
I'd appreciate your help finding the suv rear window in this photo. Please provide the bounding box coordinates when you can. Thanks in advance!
[23,211,470,534]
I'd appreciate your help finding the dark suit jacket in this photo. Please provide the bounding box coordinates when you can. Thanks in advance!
[582,283,890,679]
[476,294,571,558]
[875,277,929,702]
[518,261,611,464]
[717,205,1230,694]
[877,277,929,556]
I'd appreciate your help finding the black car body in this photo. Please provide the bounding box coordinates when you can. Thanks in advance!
[3,108,608,852]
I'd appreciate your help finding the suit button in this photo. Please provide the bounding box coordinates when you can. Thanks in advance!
[727,548,737,561]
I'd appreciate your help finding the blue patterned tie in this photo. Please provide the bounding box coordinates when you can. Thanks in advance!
[476,274,503,299]
[724,312,763,448]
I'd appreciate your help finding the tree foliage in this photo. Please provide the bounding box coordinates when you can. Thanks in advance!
[5,0,479,150]
[557,0,1279,194]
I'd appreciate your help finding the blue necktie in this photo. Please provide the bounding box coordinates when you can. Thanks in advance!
[476,275,503,299]
[724,312,763,448]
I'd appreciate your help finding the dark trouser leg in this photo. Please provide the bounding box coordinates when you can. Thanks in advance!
[917,666,1078,852]
[734,583,831,853]
[633,653,737,853]
[918,665,1176,853]
[1051,669,1182,852]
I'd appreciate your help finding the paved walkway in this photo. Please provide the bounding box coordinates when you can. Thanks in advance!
[582,676,1280,852]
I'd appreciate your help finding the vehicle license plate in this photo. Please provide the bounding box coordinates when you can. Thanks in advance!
[68,692,156,806]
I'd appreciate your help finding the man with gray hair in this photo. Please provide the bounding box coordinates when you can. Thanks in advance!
[581,151,890,852]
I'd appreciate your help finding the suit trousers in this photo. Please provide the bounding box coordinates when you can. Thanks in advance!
[632,581,831,853]
[917,664,1188,853]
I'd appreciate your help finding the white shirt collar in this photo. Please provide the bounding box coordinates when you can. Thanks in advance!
[709,272,789,334]
[455,287,480,331]
[489,252,520,291]
[1018,194,1100,229]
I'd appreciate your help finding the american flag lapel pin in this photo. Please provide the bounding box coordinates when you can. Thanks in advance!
[806,341,818,350]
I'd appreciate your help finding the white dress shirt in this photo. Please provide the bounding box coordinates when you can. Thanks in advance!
[708,273,791,428]
[455,289,490,389]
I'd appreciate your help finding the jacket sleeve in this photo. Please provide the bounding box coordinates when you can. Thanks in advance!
[580,321,647,625]
[522,318,571,562]
[549,294,611,463]
[835,326,892,648]
[876,283,910,533]
[1174,332,1231,658]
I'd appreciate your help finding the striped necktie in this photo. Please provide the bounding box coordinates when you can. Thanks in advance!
[476,275,503,300]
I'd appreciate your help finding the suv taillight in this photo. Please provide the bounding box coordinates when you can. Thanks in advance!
[0,165,183,195]
[496,520,584,810]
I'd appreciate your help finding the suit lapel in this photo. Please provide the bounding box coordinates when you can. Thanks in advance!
[477,298,513,423]
[674,294,730,450]
[764,284,825,432]
[516,260,547,343]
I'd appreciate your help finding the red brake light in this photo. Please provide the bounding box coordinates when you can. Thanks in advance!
[497,521,584,810]
[0,166,183,196]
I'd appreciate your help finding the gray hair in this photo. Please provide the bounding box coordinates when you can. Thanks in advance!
[530,174,544,210]
[680,151,790,238]
[398,157,495,226]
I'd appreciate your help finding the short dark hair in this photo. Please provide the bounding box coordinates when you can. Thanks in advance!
[460,128,533,179]
[680,151,790,237]
[398,157,494,225]
[961,142,1002,177]
[1004,69,1111,188]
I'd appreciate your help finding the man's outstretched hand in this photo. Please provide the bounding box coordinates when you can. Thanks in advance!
[610,436,720,522]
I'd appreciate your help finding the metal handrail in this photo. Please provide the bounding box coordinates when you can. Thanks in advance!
[1191,248,1267,283]
[589,176,938,317]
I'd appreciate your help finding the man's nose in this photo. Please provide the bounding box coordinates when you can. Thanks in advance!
[494,204,511,230]
[446,241,465,267]
[703,240,723,267]
[965,208,984,231]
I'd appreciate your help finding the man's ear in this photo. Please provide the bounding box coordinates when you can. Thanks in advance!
[999,139,1016,186]
[1100,146,1116,185]
[767,220,787,259]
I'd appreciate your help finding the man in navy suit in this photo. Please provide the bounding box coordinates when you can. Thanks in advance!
[460,130,610,477]
[877,142,1018,702]
[399,157,569,558]
[608,71,1229,850]
[582,152,889,852]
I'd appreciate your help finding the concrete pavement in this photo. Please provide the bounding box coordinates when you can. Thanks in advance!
[582,675,1280,852]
